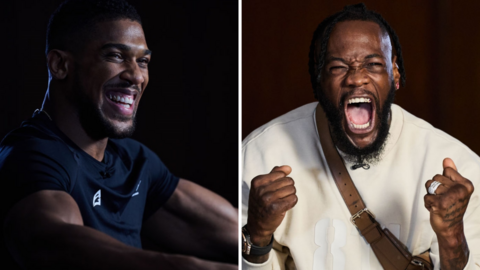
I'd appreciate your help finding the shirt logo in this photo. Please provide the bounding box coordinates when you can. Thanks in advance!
[132,180,142,197]
[93,189,101,207]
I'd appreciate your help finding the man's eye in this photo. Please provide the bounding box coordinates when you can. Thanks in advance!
[365,62,385,73]
[329,66,347,75]
[330,66,347,70]
[107,53,123,60]
[138,58,150,67]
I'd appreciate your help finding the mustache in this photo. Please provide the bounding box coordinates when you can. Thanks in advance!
[339,88,377,107]
[104,82,140,92]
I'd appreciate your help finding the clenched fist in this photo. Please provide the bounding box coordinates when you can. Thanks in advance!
[424,158,474,237]
[424,158,474,269]
[246,165,298,247]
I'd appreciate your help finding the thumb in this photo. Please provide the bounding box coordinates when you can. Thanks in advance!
[443,158,458,171]
[270,165,292,176]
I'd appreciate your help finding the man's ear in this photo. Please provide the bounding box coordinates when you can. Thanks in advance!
[392,55,400,90]
[46,49,71,80]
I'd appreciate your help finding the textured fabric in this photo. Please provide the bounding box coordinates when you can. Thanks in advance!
[242,102,480,270]
[0,111,179,249]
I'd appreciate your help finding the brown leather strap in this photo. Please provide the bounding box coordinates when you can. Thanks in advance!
[315,105,431,270]
[315,105,367,214]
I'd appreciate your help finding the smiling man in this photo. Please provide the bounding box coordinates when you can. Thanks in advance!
[242,4,480,270]
[0,0,237,269]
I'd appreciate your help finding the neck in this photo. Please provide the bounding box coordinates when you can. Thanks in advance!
[42,89,108,162]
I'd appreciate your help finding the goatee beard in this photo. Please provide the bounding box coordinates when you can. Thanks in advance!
[316,83,396,166]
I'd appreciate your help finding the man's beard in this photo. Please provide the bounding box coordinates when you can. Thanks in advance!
[317,83,396,165]
[71,73,136,140]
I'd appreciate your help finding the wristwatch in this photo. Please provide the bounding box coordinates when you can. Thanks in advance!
[242,225,274,256]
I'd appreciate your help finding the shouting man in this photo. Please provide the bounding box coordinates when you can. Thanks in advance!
[242,4,479,270]
[0,0,237,269]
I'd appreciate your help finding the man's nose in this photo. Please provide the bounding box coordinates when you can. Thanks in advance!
[120,61,145,87]
[344,66,369,87]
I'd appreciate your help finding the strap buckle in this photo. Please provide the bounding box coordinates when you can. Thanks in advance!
[350,208,375,228]
[411,259,424,267]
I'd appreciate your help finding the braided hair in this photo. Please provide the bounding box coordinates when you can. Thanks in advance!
[308,3,405,99]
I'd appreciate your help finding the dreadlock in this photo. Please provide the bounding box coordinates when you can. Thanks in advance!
[308,3,406,99]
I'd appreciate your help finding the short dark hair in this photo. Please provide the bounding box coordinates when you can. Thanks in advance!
[308,3,406,99]
[46,0,142,55]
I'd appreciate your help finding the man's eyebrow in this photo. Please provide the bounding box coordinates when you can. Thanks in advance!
[101,43,131,51]
[325,56,347,63]
[101,43,152,55]
[364,53,383,59]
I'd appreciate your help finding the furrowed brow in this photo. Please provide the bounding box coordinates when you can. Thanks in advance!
[364,54,383,60]
[325,56,347,64]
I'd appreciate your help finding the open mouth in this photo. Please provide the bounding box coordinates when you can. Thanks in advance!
[107,93,134,108]
[104,90,137,115]
[345,96,375,134]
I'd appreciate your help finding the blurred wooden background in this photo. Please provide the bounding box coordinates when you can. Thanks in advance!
[242,0,480,156]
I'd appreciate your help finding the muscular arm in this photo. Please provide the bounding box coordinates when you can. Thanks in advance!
[4,190,236,269]
[141,179,238,264]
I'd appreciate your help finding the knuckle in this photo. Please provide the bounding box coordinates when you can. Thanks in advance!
[260,193,272,205]
[285,177,294,185]
[425,180,432,188]
[433,174,443,181]
[439,200,449,210]
[291,195,298,206]
[266,203,280,216]
[256,185,265,196]
[459,186,470,198]
[251,176,263,188]
[465,179,474,193]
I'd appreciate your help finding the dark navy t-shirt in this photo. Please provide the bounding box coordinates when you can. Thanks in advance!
[0,111,179,249]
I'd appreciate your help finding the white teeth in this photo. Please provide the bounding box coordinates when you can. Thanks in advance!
[108,94,134,105]
[122,104,130,108]
[348,97,371,104]
[352,122,371,129]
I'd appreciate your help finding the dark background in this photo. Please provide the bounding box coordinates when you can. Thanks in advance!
[1,0,238,207]
[242,0,480,159]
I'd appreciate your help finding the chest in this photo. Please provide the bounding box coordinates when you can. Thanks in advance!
[69,155,152,234]
[274,162,434,270]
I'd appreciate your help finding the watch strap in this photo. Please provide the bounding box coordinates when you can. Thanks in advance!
[242,225,274,256]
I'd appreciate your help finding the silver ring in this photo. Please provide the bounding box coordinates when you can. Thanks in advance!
[428,181,442,195]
